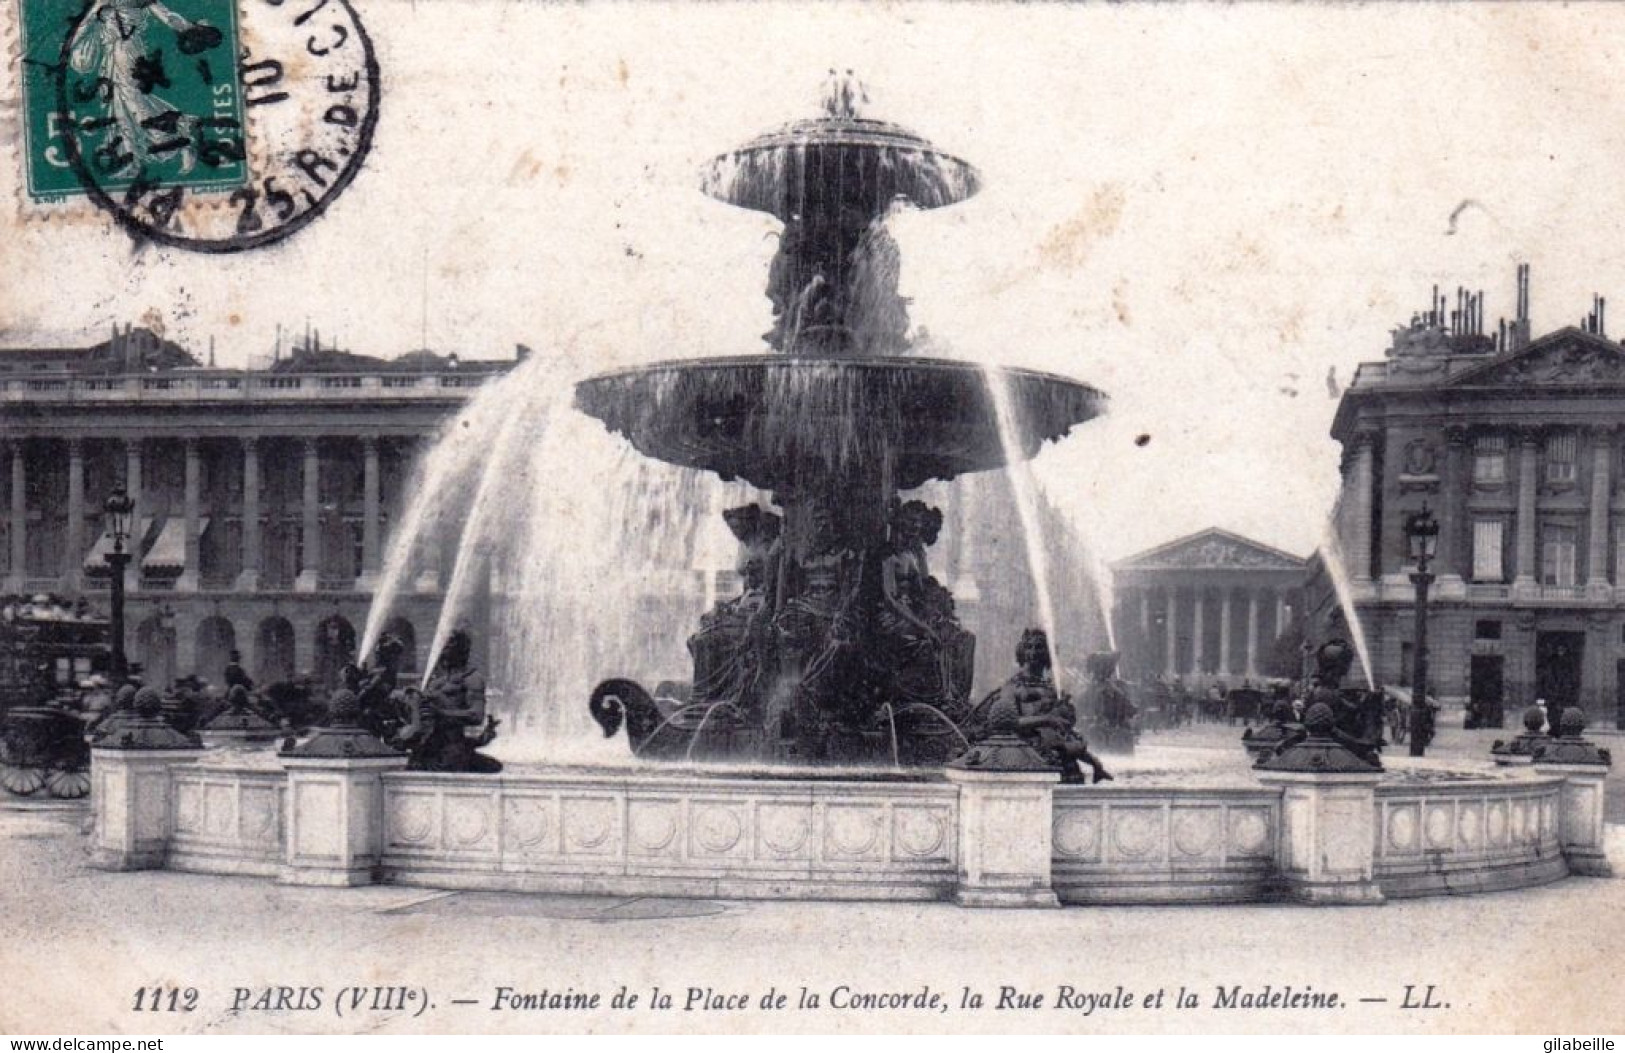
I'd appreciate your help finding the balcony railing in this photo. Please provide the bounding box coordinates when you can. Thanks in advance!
[0,370,502,403]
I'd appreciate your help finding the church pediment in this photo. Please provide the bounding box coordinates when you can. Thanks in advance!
[1448,328,1625,387]
[1116,529,1305,571]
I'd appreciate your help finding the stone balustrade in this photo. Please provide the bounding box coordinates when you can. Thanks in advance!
[89,750,1607,906]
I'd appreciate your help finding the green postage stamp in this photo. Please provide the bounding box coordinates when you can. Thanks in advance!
[19,0,248,202]
[12,0,379,251]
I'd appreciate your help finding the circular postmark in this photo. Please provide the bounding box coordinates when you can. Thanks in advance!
[53,0,379,253]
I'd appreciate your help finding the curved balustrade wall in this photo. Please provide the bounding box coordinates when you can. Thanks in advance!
[93,749,1591,906]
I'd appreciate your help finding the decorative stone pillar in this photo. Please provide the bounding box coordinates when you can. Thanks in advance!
[1190,588,1205,675]
[89,688,203,871]
[1274,591,1288,637]
[63,438,84,590]
[1253,703,1385,904]
[1587,427,1612,598]
[237,437,261,591]
[1438,427,1468,592]
[296,438,321,592]
[1348,431,1377,584]
[1532,708,1613,877]
[1218,589,1233,676]
[176,438,201,591]
[6,441,24,591]
[360,435,381,588]
[1514,429,1539,594]
[945,731,1060,908]
[279,690,408,886]
[1245,588,1259,677]
[1163,586,1177,676]
[1137,588,1150,679]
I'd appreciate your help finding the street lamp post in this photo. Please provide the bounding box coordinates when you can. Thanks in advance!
[1404,505,1440,757]
[103,488,135,682]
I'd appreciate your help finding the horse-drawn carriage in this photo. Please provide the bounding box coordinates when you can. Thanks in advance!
[0,595,112,799]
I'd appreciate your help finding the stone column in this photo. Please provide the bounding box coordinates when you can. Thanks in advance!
[63,438,84,590]
[6,442,24,591]
[1245,589,1259,677]
[1587,427,1612,597]
[1218,589,1233,676]
[237,437,261,591]
[1348,432,1377,583]
[1275,591,1288,636]
[123,439,143,557]
[176,438,201,591]
[360,435,381,588]
[296,438,320,592]
[1138,588,1151,678]
[1164,586,1178,676]
[945,767,1061,908]
[1190,588,1205,675]
[1439,427,1468,588]
[1514,429,1539,592]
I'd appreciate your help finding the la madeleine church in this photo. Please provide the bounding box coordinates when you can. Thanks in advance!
[1314,266,1625,726]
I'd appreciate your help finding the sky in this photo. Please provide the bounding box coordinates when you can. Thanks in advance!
[6,2,1625,562]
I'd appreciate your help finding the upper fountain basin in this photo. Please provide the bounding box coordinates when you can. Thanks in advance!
[701,117,981,221]
[573,355,1105,492]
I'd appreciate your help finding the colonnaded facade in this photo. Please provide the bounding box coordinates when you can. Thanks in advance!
[0,325,516,689]
[1319,266,1625,725]
[0,325,1111,701]
[1111,528,1305,684]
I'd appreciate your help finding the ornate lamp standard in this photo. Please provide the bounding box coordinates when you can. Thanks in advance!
[103,488,135,682]
[1404,505,1440,757]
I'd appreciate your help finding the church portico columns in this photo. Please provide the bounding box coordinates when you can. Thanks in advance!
[1245,588,1259,678]
[1170,585,1183,676]
[1218,588,1233,676]
[1190,587,1205,675]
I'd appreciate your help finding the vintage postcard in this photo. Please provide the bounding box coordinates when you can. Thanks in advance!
[0,0,1622,1037]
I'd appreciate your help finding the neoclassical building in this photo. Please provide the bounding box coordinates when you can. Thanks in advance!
[1320,266,1625,724]
[0,326,516,688]
[0,325,1112,702]
[1111,529,1305,682]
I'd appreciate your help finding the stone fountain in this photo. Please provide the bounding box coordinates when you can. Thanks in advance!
[577,76,1105,766]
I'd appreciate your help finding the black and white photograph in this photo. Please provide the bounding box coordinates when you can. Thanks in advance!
[0,0,1622,1037]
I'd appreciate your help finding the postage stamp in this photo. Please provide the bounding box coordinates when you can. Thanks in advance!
[14,0,378,252]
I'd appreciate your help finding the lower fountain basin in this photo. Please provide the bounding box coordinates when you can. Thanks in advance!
[573,355,1106,491]
[149,745,1576,905]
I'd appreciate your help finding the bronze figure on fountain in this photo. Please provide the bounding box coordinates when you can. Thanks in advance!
[397,630,501,773]
[1081,650,1137,755]
[959,629,1111,783]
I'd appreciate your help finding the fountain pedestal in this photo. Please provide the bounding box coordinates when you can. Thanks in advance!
[946,745,1061,908]
[1532,708,1613,877]
[1255,769,1385,905]
[278,693,408,886]
[89,688,204,871]
[90,747,201,870]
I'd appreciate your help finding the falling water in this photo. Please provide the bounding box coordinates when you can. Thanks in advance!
[1317,531,1376,689]
[978,362,1065,682]
[359,358,551,664]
